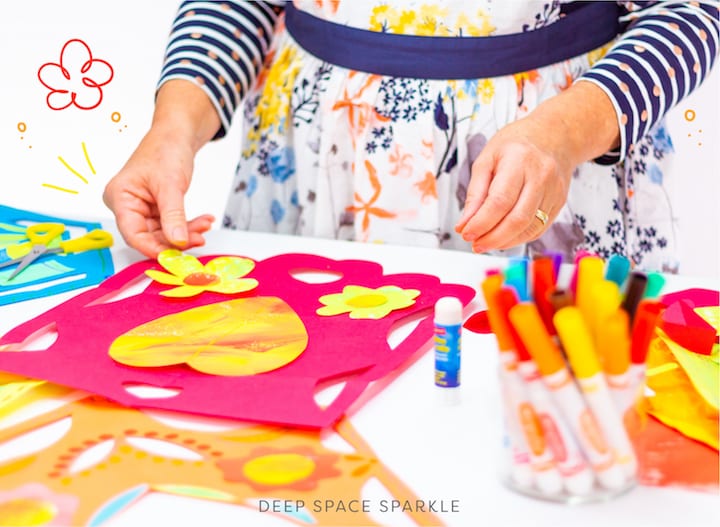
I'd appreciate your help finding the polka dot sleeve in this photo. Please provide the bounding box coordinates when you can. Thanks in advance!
[579,1,719,164]
[158,1,285,139]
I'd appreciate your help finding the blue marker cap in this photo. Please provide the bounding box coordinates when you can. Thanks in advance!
[644,272,666,298]
[504,259,529,301]
[605,254,631,288]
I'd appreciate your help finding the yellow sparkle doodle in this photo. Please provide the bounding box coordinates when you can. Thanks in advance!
[146,249,258,297]
[317,285,420,319]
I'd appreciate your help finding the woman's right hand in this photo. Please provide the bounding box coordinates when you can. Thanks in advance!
[102,126,214,259]
[102,80,221,258]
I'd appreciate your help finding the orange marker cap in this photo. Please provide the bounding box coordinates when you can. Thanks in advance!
[481,274,514,351]
[509,303,566,376]
[554,306,601,379]
[597,309,631,375]
[494,287,529,361]
[532,257,557,335]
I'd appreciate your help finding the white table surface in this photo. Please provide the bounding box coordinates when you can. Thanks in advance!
[1,223,718,527]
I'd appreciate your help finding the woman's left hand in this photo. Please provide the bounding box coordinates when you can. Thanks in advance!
[455,80,620,253]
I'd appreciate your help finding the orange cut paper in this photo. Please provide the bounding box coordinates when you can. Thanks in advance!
[0,394,444,526]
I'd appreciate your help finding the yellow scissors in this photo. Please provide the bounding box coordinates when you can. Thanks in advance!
[0,223,113,281]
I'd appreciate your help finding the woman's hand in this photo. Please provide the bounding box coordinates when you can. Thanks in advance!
[103,126,214,258]
[455,80,620,253]
[103,80,221,258]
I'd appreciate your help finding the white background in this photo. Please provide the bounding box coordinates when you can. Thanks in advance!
[1,1,718,277]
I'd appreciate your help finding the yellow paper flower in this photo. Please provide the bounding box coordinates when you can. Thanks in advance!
[145,250,258,298]
[317,285,420,319]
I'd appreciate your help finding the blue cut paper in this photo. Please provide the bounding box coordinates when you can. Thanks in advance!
[0,204,114,306]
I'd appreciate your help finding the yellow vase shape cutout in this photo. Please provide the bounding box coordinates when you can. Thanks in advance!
[109,297,308,376]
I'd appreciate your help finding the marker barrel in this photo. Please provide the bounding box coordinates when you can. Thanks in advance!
[498,352,564,496]
[517,361,595,496]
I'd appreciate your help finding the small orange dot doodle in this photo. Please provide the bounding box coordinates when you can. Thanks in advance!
[111,111,121,123]
[684,109,696,121]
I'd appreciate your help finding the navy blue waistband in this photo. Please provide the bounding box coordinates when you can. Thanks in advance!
[285,2,622,80]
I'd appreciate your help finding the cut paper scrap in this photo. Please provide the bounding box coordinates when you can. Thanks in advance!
[663,334,719,411]
[0,395,444,526]
[625,411,719,493]
[659,288,719,355]
[644,333,718,450]
[695,306,720,333]
[0,253,474,428]
[0,205,114,306]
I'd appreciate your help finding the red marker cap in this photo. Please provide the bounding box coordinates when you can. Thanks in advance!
[630,300,665,364]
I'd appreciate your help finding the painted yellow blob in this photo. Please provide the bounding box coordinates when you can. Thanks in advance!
[346,293,387,308]
[0,498,57,526]
[242,453,316,486]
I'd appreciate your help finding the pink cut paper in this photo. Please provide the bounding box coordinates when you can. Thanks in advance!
[0,253,474,428]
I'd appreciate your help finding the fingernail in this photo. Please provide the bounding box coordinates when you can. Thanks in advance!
[172,227,188,245]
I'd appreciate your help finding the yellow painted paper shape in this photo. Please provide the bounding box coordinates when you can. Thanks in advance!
[145,250,258,297]
[317,285,420,319]
[646,334,719,449]
[662,334,719,410]
[694,306,719,335]
[109,297,309,376]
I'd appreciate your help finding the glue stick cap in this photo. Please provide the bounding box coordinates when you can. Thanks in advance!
[434,296,463,326]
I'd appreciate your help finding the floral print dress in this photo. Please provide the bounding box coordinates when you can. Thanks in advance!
[159,1,718,272]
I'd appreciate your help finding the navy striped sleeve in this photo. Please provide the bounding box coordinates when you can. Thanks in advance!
[158,1,285,138]
[579,1,720,164]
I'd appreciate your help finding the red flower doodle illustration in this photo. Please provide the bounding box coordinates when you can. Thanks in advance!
[37,39,114,110]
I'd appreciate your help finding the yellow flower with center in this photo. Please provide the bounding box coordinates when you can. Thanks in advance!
[145,250,258,297]
[317,285,420,319]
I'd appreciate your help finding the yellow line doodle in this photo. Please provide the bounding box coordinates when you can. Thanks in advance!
[82,141,96,175]
[57,156,89,184]
[43,142,98,194]
[41,183,80,194]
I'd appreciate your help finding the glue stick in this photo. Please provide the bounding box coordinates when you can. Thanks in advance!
[434,297,462,389]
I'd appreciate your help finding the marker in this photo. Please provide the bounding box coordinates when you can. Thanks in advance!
[492,288,565,495]
[514,306,625,491]
[628,300,665,396]
[644,272,666,299]
[554,307,637,481]
[531,256,557,335]
[544,250,563,283]
[575,256,605,327]
[605,254,631,288]
[482,277,561,494]
[549,288,574,315]
[588,280,621,350]
[509,303,596,495]
[434,297,462,390]
[620,272,648,324]
[569,250,595,296]
[596,309,633,411]
[482,275,534,488]
[505,258,530,301]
